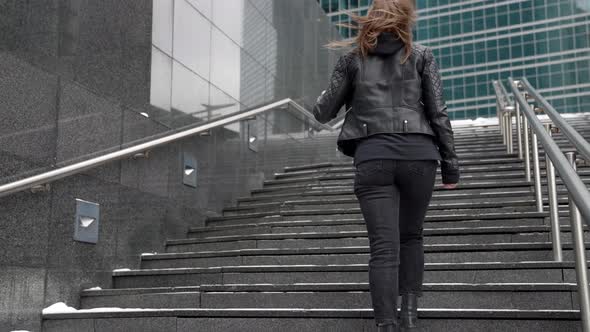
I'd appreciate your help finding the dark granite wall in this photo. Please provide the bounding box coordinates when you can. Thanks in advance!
[0,0,344,331]
[0,115,349,332]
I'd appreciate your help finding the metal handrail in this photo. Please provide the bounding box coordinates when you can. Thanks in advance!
[492,80,515,154]
[492,79,512,111]
[0,98,335,199]
[507,77,590,331]
[497,78,524,159]
[520,77,590,161]
[498,77,513,106]
[507,78,590,224]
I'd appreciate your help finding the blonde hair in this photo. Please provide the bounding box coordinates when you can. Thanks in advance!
[327,0,417,63]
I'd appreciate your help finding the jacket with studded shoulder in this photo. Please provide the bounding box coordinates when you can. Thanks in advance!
[312,34,460,184]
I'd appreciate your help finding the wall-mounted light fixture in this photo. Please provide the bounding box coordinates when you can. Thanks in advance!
[183,152,198,188]
[74,199,100,244]
[247,121,258,152]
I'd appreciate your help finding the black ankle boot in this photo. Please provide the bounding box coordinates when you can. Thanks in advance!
[400,293,418,329]
[376,323,400,332]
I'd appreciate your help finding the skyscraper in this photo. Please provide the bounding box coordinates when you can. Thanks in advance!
[318,0,590,120]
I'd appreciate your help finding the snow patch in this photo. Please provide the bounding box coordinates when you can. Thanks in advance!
[42,302,78,314]
[84,286,102,291]
[452,117,498,127]
[42,302,157,314]
[451,111,590,128]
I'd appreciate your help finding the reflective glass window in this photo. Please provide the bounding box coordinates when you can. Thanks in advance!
[173,0,212,79]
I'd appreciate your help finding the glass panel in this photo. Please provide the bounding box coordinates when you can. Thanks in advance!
[266,24,278,76]
[240,50,267,107]
[329,0,339,12]
[243,1,268,68]
[151,0,173,55]
[320,0,330,13]
[150,46,173,112]
[575,0,590,11]
[212,0,244,46]
[170,60,209,123]
[210,27,241,100]
[250,0,273,23]
[209,82,241,123]
[173,0,212,79]
[187,0,212,19]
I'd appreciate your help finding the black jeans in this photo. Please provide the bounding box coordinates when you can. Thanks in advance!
[353,159,437,326]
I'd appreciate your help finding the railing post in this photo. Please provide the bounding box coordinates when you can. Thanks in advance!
[502,111,507,147]
[531,104,544,212]
[531,119,543,212]
[566,151,590,332]
[499,102,506,144]
[523,115,531,182]
[544,123,562,262]
[515,103,523,159]
[505,106,514,154]
[515,79,532,182]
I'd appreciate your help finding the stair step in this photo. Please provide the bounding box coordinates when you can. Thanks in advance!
[189,218,553,240]
[250,179,535,195]
[82,282,579,295]
[113,261,585,288]
[281,154,524,172]
[190,216,551,238]
[282,157,525,173]
[152,241,586,268]
[42,308,582,332]
[274,163,524,179]
[265,169,590,187]
[187,225,568,241]
[228,196,575,215]
[166,233,553,252]
[179,225,584,243]
[239,188,538,205]
[79,282,578,310]
[223,198,544,217]
[206,210,548,227]
[280,150,586,174]
[282,206,536,217]
[168,225,588,253]
[240,184,587,204]
[454,136,587,146]
[266,171,527,187]
[248,179,588,198]
[273,162,589,181]
[145,243,583,269]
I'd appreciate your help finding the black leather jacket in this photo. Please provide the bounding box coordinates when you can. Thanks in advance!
[312,33,460,184]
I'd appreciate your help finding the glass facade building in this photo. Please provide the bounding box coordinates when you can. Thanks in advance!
[150,0,341,132]
[318,0,590,120]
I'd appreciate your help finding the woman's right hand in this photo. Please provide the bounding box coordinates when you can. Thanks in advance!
[442,183,458,189]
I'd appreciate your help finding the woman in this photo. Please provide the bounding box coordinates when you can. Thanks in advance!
[312,0,460,331]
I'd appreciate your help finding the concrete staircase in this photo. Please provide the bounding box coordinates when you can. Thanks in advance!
[42,116,590,331]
